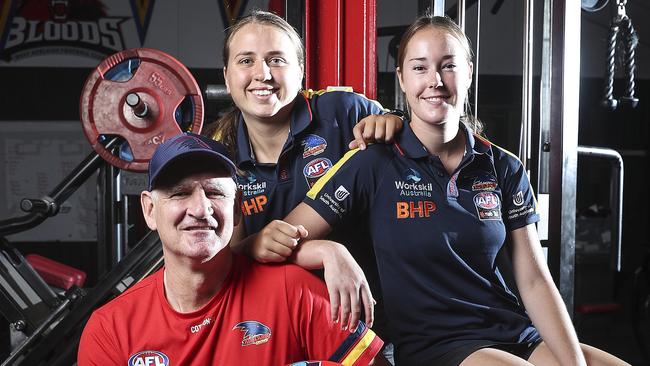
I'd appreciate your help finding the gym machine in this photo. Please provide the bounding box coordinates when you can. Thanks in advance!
[0,48,203,365]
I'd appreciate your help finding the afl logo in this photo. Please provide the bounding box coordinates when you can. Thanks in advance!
[513,191,525,206]
[303,158,332,179]
[404,168,422,183]
[474,192,500,209]
[128,350,169,366]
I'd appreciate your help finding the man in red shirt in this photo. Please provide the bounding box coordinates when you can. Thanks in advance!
[78,133,383,366]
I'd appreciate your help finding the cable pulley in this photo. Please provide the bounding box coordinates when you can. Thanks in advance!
[602,0,639,110]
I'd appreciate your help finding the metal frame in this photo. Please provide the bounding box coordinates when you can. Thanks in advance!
[576,146,624,272]
[0,138,163,365]
[519,0,534,171]
[539,0,582,312]
[303,0,377,98]
[418,0,446,15]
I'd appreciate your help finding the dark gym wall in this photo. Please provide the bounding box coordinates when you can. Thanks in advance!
[0,1,648,362]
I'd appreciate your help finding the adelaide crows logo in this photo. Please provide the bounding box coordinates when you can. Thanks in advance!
[232,320,272,346]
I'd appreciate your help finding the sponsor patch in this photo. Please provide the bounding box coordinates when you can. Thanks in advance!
[334,185,350,201]
[404,168,422,183]
[237,172,267,196]
[471,175,498,191]
[233,321,272,346]
[513,191,525,206]
[318,193,346,218]
[190,317,213,334]
[507,204,534,220]
[303,158,332,188]
[473,191,501,220]
[394,180,433,198]
[128,350,169,366]
[396,200,437,219]
[241,195,268,216]
[301,134,328,158]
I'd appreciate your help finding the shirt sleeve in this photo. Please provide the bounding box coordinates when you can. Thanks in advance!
[284,264,383,365]
[78,311,124,366]
[313,91,387,138]
[303,147,381,228]
[499,154,540,231]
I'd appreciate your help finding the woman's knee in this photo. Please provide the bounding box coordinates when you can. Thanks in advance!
[461,348,533,366]
[580,343,630,366]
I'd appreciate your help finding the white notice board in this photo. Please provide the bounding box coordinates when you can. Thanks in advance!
[1,121,98,241]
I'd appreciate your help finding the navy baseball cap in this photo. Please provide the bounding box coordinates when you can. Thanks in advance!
[148,132,237,190]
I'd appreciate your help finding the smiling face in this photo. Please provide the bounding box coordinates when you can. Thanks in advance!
[141,166,239,263]
[397,26,473,129]
[223,22,304,124]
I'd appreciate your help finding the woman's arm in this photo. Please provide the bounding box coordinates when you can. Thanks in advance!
[236,203,375,331]
[349,113,403,150]
[285,203,375,330]
[511,224,587,366]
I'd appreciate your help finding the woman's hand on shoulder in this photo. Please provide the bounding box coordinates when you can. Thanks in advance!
[248,220,308,263]
[349,113,403,150]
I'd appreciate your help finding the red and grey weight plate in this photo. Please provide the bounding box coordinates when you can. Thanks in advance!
[80,48,204,172]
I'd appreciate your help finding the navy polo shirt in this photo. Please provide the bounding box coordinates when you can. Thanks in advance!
[304,121,541,363]
[234,90,384,234]
[232,90,391,337]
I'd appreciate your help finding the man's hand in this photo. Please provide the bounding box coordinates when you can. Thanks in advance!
[322,243,375,332]
[349,113,403,150]
[248,220,308,263]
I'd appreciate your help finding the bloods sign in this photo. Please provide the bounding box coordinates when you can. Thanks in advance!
[1,0,127,62]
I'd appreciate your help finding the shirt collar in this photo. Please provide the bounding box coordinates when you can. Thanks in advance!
[394,120,491,159]
[465,123,491,155]
[234,93,313,166]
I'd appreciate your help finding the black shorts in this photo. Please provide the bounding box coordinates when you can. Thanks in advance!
[430,339,543,366]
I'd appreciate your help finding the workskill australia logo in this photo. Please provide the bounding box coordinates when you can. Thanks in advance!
[0,0,128,62]
[395,168,433,197]
[232,320,272,346]
[238,172,267,196]
[128,350,169,366]
[303,157,332,188]
[301,134,327,158]
[405,168,421,183]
